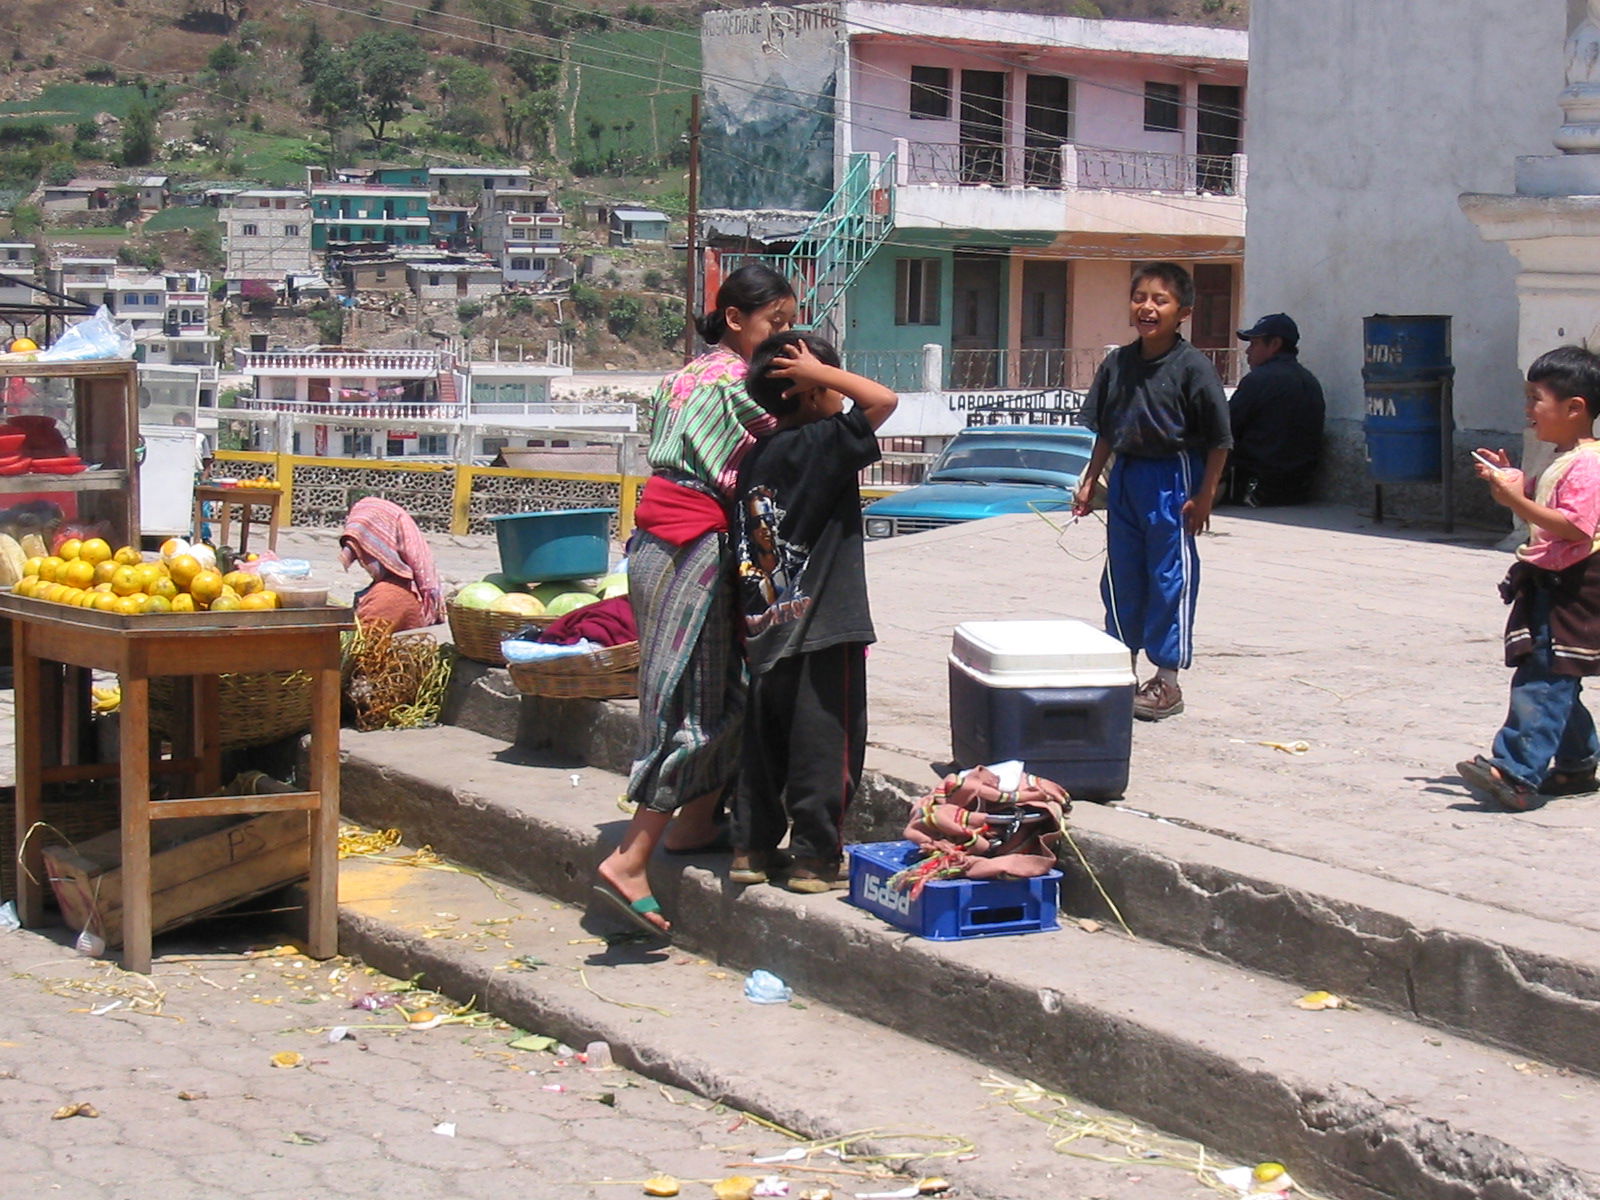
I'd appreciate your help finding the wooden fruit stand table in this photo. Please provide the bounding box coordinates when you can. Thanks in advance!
[2,594,352,974]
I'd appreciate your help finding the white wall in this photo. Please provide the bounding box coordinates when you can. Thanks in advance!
[1246,0,1564,450]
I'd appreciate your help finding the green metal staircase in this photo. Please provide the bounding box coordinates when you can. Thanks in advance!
[787,152,896,337]
[718,153,896,342]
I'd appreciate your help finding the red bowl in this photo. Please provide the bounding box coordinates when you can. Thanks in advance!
[0,434,24,454]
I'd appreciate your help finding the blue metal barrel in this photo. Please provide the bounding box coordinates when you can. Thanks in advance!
[1362,315,1454,483]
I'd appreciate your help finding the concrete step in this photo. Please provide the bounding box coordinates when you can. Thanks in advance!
[336,836,1234,1200]
[438,661,1600,1081]
[339,722,1600,1200]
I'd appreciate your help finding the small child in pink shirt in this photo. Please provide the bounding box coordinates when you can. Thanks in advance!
[1458,346,1600,810]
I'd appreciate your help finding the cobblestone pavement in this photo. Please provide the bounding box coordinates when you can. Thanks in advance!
[0,922,826,1200]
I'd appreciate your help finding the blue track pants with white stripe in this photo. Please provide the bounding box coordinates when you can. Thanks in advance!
[1100,452,1202,671]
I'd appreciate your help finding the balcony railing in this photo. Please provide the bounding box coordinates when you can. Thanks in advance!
[235,348,444,375]
[895,140,1245,197]
[234,395,634,422]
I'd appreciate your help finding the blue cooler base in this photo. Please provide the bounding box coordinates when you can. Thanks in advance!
[847,840,1060,941]
[949,667,1133,800]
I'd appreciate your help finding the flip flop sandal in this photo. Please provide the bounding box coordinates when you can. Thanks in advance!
[1457,756,1540,812]
[591,883,672,943]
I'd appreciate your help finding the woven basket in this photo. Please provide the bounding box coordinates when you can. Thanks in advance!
[149,670,315,752]
[507,641,640,700]
[1,783,122,903]
[447,601,556,666]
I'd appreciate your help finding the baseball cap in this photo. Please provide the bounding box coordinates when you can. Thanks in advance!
[1237,313,1299,344]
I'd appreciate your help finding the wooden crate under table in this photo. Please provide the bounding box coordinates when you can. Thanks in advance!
[43,809,310,949]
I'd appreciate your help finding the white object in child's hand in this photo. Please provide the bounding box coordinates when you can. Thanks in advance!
[1471,449,1504,471]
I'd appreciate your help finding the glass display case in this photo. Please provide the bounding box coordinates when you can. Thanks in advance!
[0,359,140,549]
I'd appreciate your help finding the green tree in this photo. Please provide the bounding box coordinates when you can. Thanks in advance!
[309,54,361,140]
[207,42,243,74]
[465,0,520,46]
[349,32,427,142]
[441,59,494,137]
[121,100,156,166]
[298,21,326,84]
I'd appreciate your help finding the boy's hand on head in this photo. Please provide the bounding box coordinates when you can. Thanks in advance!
[768,340,826,397]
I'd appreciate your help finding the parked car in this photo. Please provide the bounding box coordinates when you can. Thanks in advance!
[863,424,1095,538]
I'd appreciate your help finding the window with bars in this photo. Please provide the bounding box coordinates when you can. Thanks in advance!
[895,258,941,326]
[910,66,952,119]
[1144,81,1182,132]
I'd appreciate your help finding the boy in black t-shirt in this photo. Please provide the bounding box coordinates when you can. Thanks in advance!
[730,332,899,893]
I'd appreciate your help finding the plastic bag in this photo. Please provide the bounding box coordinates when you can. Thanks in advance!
[35,306,135,363]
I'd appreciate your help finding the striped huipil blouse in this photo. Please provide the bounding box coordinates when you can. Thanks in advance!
[646,346,777,497]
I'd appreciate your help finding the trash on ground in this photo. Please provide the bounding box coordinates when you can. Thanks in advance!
[714,1178,760,1200]
[327,1026,355,1043]
[74,929,105,958]
[270,1051,304,1069]
[584,1040,615,1070]
[854,1187,919,1199]
[743,969,793,1004]
[1216,1163,1295,1194]
[1076,918,1103,933]
[753,1178,789,1197]
[432,1121,457,1137]
[509,1034,558,1052]
[1293,991,1349,1011]
[0,901,19,932]
[89,1000,123,1016]
[642,1175,681,1197]
[753,1148,808,1164]
[798,1191,835,1200]
[541,1083,565,1093]
[916,1180,950,1195]
[51,1102,100,1120]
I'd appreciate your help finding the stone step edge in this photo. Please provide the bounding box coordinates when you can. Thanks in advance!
[334,742,1599,1200]
[331,856,1231,1200]
[427,680,1600,1081]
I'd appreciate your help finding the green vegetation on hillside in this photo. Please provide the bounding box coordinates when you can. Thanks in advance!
[561,24,699,175]
[0,83,147,130]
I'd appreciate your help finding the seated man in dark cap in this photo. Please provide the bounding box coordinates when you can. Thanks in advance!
[1226,313,1326,506]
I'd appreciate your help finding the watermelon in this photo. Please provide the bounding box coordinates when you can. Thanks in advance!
[544,591,600,617]
[596,572,629,599]
[455,581,505,609]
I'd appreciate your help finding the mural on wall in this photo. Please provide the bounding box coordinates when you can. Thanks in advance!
[702,4,840,212]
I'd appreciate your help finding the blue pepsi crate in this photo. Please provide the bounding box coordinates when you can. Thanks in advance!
[847,840,1060,941]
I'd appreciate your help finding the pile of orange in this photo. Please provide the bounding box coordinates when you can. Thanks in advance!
[12,538,279,614]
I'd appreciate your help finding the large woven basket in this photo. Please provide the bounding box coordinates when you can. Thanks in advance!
[507,641,640,700]
[149,670,315,752]
[446,600,556,666]
[1,783,122,903]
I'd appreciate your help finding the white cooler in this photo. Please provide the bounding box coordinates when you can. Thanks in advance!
[948,619,1135,801]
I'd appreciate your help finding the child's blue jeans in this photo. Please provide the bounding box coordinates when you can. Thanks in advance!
[1490,582,1600,789]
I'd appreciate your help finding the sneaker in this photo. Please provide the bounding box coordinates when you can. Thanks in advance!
[729,850,786,886]
[1456,756,1540,812]
[785,857,849,894]
[1133,676,1184,721]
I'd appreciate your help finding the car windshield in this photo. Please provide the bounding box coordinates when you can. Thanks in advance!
[930,443,1090,485]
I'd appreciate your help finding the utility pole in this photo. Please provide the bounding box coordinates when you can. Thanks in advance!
[684,91,701,365]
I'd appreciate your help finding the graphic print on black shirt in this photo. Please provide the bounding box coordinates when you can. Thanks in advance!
[740,484,813,635]
[735,408,882,675]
